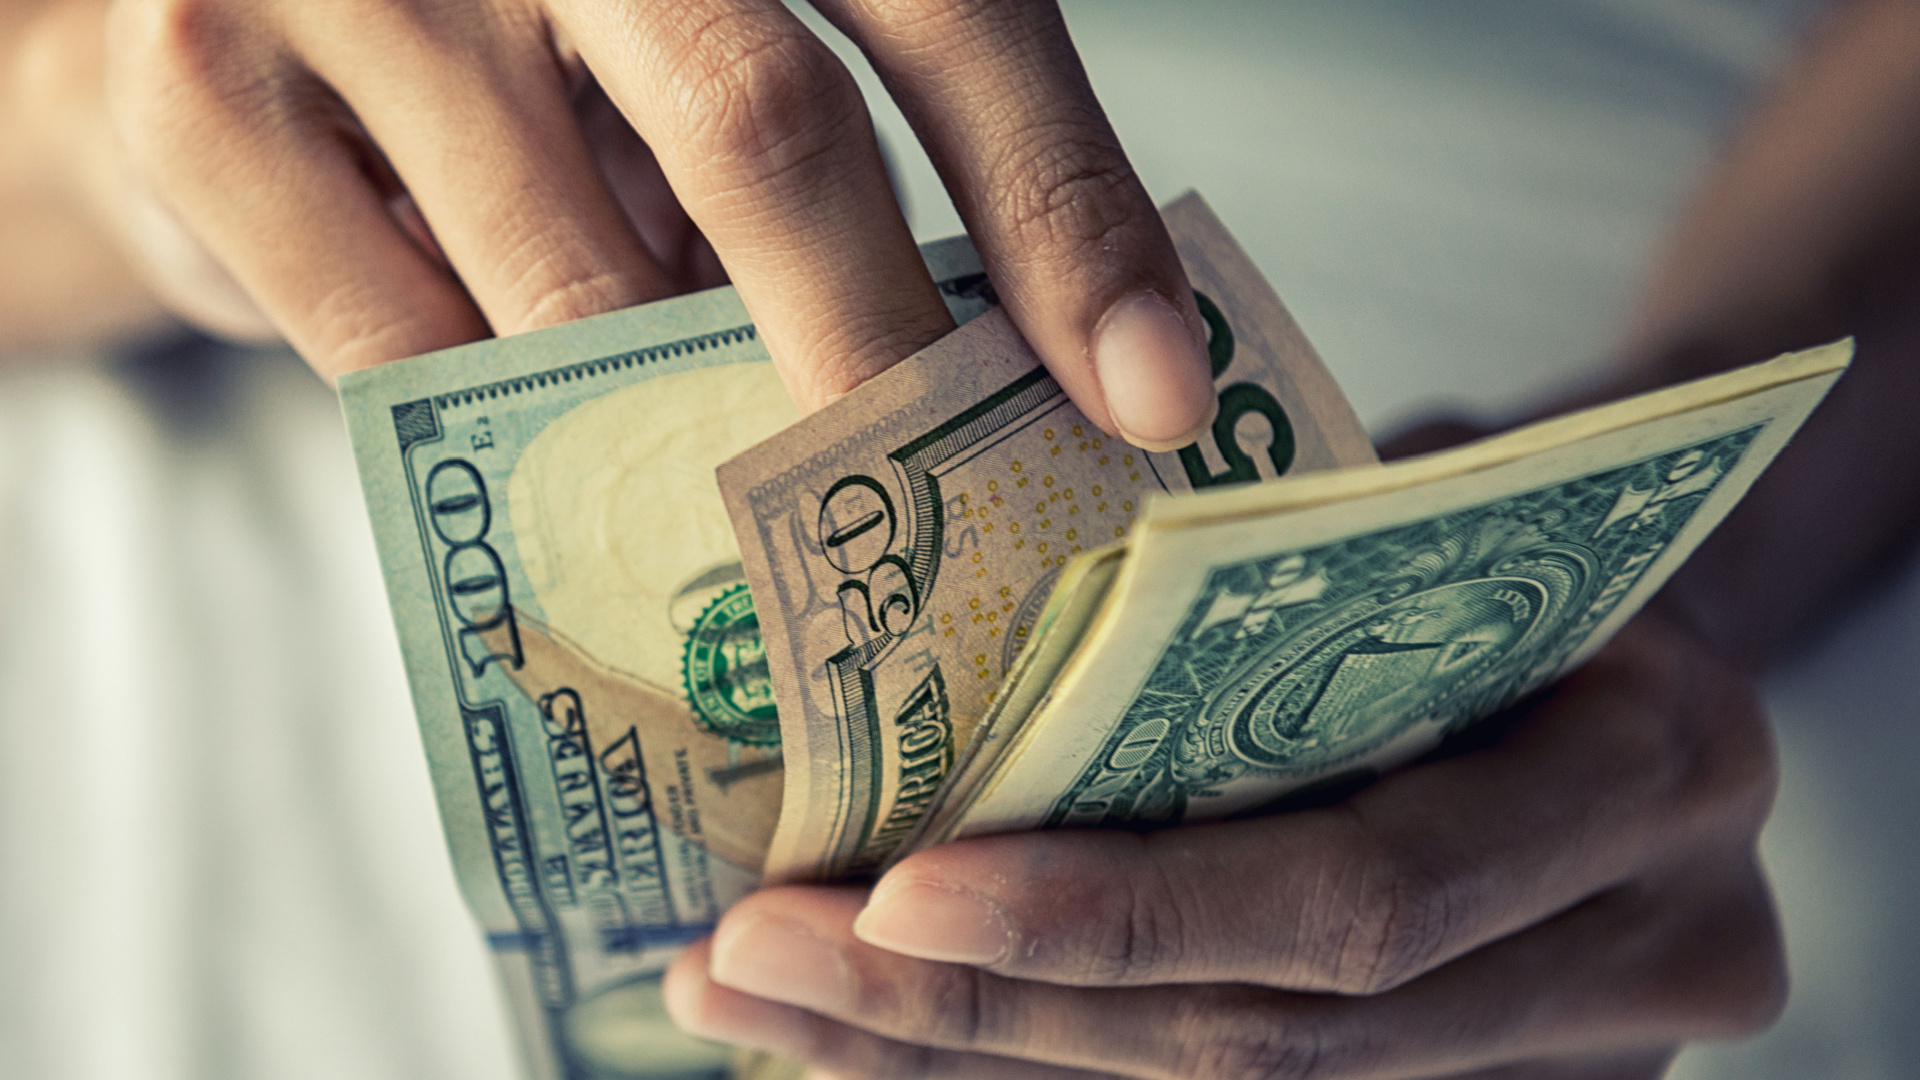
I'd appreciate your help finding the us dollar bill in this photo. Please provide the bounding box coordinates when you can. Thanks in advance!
[719,194,1378,884]
[339,241,994,1080]
[920,341,1851,846]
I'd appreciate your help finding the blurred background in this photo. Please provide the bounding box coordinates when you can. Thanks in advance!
[2,1,1914,1078]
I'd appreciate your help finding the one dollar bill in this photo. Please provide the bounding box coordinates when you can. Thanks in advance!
[914,340,1851,848]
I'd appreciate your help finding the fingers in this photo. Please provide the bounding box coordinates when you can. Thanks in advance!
[1433,1049,1677,1080]
[813,0,1216,450]
[116,0,1194,421]
[297,4,678,338]
[663,937,1123,1080]
[856,611,1777,994]
[562,0,956,411]
[108,1,489,378]
[681,859,1780,1080]
[115,0,692,378]
[572,79,728,294]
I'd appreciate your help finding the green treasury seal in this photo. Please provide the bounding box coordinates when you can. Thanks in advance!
[680,583,782,746]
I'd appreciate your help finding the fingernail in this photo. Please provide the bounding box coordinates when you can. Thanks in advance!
[852,880,1011,965]
[1092,290,1217,452]
[709,913,856,1013]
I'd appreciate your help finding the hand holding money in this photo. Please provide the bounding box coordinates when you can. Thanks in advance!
[668,222,1842,1074]
[667,601,1784,1078]
[343,193,1844,1078]
[339,195,1375,1078]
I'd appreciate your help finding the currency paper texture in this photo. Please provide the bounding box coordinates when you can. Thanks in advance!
[922,341,1850,846]
[720,194,1378,883]
[340,241,994,1079]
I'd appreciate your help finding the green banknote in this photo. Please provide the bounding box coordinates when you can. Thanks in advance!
[917,341,1850,847]
[340,241,994,1080]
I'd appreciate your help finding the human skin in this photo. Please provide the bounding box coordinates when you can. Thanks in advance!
[659,2,1920,1077]
[0,0,170,349]
[0,0,1219,451]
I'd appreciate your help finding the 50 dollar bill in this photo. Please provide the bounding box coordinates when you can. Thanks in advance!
[719,194,1377,884]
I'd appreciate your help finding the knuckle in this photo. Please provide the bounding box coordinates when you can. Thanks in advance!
[1609,640,1780,847]
[657,15,862,171]
[845,0,1029,36]
[475,207,655,332]
[109,0,280,170]
[1317,835,1456,995]
[514,269,645,331]
[115,0,247,96]
[865,964,1011,1049]
[920,968,991,1045]
[785,300,955,408]
[802,309,947,395]
[1604,619,1779,842]
[1068,839,1194,983]
[1178,999,1334,1080]
[985,127,1147,260]
[1192,1037,1324,1080]
[304,281,442,373]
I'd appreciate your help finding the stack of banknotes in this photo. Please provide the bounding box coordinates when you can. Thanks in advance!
[341,194,1848,1080]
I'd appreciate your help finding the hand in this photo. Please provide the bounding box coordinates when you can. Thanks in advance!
[663,604,1786,1079]
[100,0,1216,446]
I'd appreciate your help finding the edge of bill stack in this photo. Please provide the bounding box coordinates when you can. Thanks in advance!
[908,338,1852,851]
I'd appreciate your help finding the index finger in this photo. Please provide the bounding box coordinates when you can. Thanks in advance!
[852,612,1776,993]
[558,0,956,411]
[813,0,1218,450]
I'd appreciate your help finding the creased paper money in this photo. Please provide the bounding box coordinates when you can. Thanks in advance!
[915,340,1850,849]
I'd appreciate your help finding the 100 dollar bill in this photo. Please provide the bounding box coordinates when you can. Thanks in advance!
[340,241,994,1079]
[719,194,1377,883]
